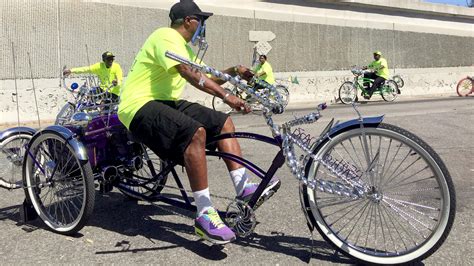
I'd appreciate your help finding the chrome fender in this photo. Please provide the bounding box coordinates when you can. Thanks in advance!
[0,126,36,144]
[327,115,384,137]
[31,125,88,161]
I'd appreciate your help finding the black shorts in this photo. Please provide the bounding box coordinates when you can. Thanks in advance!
[129,100,229,164]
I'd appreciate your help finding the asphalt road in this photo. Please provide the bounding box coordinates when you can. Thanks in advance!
[0,96,472,264]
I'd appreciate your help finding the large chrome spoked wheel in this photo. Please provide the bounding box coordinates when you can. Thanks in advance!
[381,80,398,102]
[392,75,404,89]
[23,131,95,235]
[304,123,455,264]
[0,133,32,189]
[338,82,357,104]
[55,102,76,125]
[273,84,290,109]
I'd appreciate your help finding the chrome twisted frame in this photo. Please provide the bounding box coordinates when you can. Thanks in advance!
[162,51,456,264]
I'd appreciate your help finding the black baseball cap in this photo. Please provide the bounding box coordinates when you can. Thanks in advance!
[102,51,115,60]
[169,0,213,22]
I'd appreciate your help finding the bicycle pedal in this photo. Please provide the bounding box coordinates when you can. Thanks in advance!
[262,190,276,202]
[254,183,280,210]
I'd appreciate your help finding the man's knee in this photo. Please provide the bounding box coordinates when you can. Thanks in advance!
[221,117,235,133]
[375,78,385,87]
[189,127,207,146]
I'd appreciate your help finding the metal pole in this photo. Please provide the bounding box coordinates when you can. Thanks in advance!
[27,52,41,128]
[57,0,62,88]
[85,44,98,87]
[11,42,21,127]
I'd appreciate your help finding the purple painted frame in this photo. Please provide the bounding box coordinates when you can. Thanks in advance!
[117,131,286,211]
[26,112,287,213]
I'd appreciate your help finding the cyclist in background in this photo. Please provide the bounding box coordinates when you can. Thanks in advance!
[363,51,389,99]
[253,54,275,85]
[63,51,123,99]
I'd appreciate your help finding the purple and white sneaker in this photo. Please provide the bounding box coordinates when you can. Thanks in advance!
[237,177,281,209]
[195,207,236,244]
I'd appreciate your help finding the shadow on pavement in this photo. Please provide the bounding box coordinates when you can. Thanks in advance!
[88,192,357,263]
[0,191,426,265]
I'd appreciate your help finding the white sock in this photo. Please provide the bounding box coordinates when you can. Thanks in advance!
[193,188,212,216]
[230,167,249,196]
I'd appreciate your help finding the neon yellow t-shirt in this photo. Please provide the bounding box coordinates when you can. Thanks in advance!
[253,61,275,85]
[368,58,390,79]
[118,27,197,129]
[71,62,123,95]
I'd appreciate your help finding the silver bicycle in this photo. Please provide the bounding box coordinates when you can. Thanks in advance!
[167,51,455,264]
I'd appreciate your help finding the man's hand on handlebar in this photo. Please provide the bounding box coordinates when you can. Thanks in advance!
[112,80,118,86]
[63,69,72,76]
[225,94,251,114]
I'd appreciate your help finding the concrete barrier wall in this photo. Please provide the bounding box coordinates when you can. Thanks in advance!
[1,66,471,125]
[1,0,473,125]
[1,0,473,80]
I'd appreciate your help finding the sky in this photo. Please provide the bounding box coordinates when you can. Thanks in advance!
[423,0,470,6]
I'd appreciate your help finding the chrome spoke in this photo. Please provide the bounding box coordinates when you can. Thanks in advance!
[310,125,448,258]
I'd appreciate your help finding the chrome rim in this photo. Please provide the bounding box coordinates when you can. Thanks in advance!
[0,135,31,187]
[307,127,449,260]
[25,134,87,231]
[340,83,356,104]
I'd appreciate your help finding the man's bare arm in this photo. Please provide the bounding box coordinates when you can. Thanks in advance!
[175,64,227,98]
[174,64,250,112]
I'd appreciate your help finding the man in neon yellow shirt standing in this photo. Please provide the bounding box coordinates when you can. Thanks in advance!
[63,51,123,97]
[363,51,390,99]
[253,54,275,85]
[118,0,280,244]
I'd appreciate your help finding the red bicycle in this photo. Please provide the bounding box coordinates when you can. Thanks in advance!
[456,76,473,97]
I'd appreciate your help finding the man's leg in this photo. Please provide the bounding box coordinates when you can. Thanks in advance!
[217,117,243,171]
[129,100,235,243]
[363,73,373,90]
[183,127,208,191]
[216,117,250,196]
[176,100,280,201]
[217,117,281,203]
[183,127,236,243]
[369,76,386,97]
[183,127,212,214]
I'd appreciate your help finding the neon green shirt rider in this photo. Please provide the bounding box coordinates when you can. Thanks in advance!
[63,51,123,96]
[253,54,275,85]
[367,51,389,80]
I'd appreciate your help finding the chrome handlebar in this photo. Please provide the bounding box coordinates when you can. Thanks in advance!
[351,67,373,76]
[165,51,284,114]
